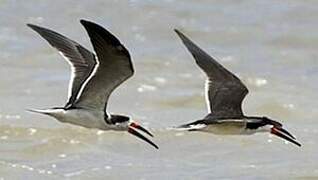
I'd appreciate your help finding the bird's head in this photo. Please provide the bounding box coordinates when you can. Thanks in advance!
[109,115,158,149]
[262,117,301,147]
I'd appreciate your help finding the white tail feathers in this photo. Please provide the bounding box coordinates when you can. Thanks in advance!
[26,108,64,116]
[26,108,51,114]
[175,123,207,131]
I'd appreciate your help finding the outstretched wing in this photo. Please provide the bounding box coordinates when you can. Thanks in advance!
[74,20,134,114]
[175,29,248,118]
[27,24,97,108]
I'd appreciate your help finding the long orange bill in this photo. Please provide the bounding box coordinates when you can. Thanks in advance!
[130,122,154,137]
[128,127,158,149]
[274,126,296,140]
[271,127,301,147]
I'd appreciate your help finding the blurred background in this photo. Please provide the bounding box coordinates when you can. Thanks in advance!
[0,0,317,179]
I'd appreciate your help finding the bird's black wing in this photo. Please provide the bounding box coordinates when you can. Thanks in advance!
[74,20,134,116]
[175,29,248,118]
[27,24,97,108]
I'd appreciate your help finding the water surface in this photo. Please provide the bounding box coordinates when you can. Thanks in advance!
[0,0,317,179]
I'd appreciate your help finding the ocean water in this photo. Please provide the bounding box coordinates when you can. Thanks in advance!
[0,0,317,179]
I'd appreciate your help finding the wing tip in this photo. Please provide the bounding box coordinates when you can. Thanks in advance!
[174,28,180,34]
[80,19,122,47]
[26,23,33,28]
[173,29,189,43]
[26,23,51,36]
[174,28,186,40]
[79,19,91,26]
[26,23,39,31]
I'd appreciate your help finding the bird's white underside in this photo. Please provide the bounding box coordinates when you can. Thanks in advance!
[29,108,122,130]
[181,119,273,135]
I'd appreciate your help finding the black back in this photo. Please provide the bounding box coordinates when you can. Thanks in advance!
[106,114,130,124]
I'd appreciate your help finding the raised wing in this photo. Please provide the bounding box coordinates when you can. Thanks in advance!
[74,20,134,114]
[175,29,248,118]
[27,24,97,108]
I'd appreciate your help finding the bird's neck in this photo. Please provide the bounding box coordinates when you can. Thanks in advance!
[107,114,130,124]
[244,116,273,132]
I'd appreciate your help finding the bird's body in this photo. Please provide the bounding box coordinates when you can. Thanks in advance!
[197,119,252,135]
[180,117,274,135]
[27,20,158,149]
[28,108,111,130]
[174,29,301,147]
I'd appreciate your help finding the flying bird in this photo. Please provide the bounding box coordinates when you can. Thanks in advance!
[27,20,158,149]
[174,29,301,147]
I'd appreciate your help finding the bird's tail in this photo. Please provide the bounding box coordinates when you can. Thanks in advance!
[26,108,62,117]
[174,120,206,131]
[26,108,52,114]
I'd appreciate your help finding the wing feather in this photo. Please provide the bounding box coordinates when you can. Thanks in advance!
[27,24,97,107]
[74,20,134,113]
[175,29,248,118]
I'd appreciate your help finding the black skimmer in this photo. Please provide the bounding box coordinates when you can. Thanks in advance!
[27,20,158,149]
[174,29,301,147]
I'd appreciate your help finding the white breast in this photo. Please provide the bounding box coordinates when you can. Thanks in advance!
[200,119,249,135]
[57,109,107,130]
